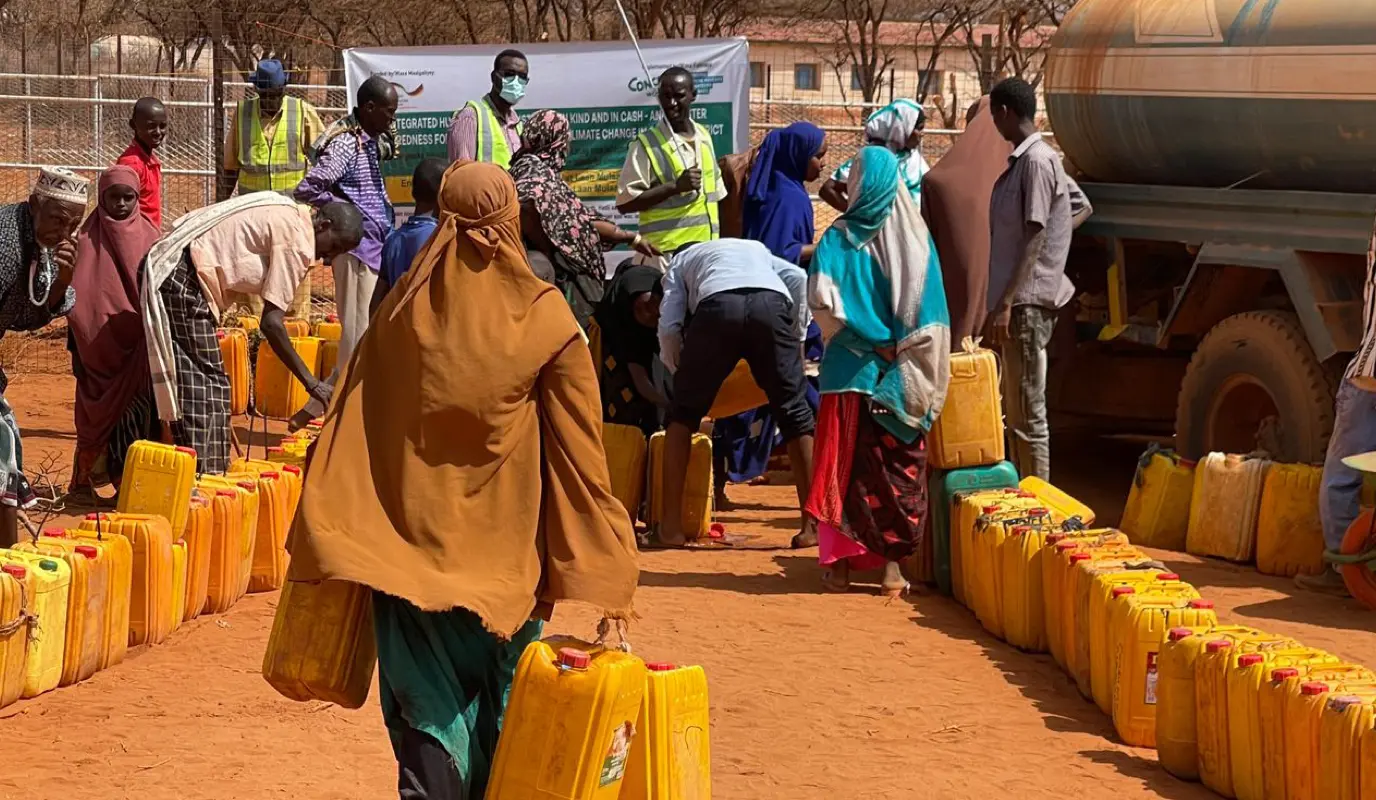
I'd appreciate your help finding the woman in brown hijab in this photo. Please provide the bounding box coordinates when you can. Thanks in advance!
[288,160,639,799]
[920,97,1013,343]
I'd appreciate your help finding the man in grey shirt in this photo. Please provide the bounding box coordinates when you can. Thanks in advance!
[657,238,816,547]
[985,77,1092,481]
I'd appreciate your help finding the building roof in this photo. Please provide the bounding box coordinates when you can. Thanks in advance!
[733,17,1055,49]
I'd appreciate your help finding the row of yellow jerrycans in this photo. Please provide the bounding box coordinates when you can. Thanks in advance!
[1122,447,1330,578]
[1157,629,1376,800]
[220,315,342,419]
[262,578,711,799]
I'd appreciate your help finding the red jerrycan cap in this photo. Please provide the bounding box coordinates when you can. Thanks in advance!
[1112,586,1136,598]
[85,512,100,520]
[283,465,302,475]
[982,505,1000,514]
[74,546,98,559]
[1238,654,1265,667]
[1009,525,1029,536]
[216,330,226,339]
[237,481,256,491]
[1167,628,1194,642]
[216,490,237,498]
[1070,553,1092,563]
[1156,573,1181,581]
[1046,533,1066,545]
[175,446,197,456]
[1,564,25,579]
[1017,490,1036,498]
[1301,682,1330,696]
[1271,667,1301,682]
[1330,695,1365,711]
[327,314,339,322]
[260,471,280,479]
[556,647,590,670]
[42,527,66,537]
[646,662,676,672]
[1029,507,1049,516]
[1056,540,1080,552]
[268,446,285,454]
[1206,640,1233,653]
[1189,600,1214,610]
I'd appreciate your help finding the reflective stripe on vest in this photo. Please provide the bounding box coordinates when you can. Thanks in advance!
[635,121,720,251]
[238,96,307,193]
[468,98,520,168]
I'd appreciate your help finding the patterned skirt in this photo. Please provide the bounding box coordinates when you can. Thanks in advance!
[160,250,231,474]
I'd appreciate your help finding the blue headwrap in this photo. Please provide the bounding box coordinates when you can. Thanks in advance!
[251,59,288,91]
[742,121,825,264]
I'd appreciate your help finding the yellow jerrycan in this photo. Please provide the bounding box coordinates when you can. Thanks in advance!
[217,328,251,415]
[169,540,187,635]
[1018,476,1095,525]
[974,506,1050,639]
[201,488,245,614]
[199,477,261,601]
[0,554,69,698]
[928,337,1004,469]
[69,526,133,669]
[1157,626,1212,781]
[13,534,108,687]
[601,423,647,526]
[116,441,197,537]
[254,335,323,419]
[620,661,712,800]
[0,567,27,709]
[1317,693,1376,800]
[1227,647,1338,800]
[1360,715,1376,800]
[262,579,376,709]
[1110,595,1216,748]
[314,314,342,341]
[488,638,648,799]
[181,497,213,623]
[1258,664,1371,800]
[999,522,1052,652]
[1187,452,1271,562]
[646,432,713,541]
[1282,672,1376,800]
[1121,446,1194,551]
[1088,567,1180,713]
[237,470,292,594]
[77,513,175,647]
[1254,463,1326,578]
[1040,530,1128,672]
[951,488,1024,606]
[1068,546,1148,698]
[1194,632,1299,797]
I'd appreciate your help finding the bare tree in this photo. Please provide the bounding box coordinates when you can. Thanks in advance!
[958,0,1069,92]
[821,0,897,110]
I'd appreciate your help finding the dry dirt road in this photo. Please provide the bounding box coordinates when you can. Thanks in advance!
[2,373,1374,800]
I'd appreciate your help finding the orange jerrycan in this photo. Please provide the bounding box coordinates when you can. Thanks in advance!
[263,579,376,709]
[488,638,648,799]
[646,432,713,541]
[621,662,712,800]
[0,567,27,709]
[202,489,244,614]
[237,471,291,593]
[69,527,132,669]
[602,423,647,526]
[284,318,311,337]
[1255,464,1327,578]
[116,441,197,537]
[928,337,1003,469]
[1229,647,1338,800]
[77,513,175,647]
[13,534,108,686]
[254,335,323,419]
[1121,446,1194,551]
[1187,452,1271,562]
[1318,693,1376,800]
[0,554,69,698]
[1111,595,1216,748]
[181,497,212,622]
[217,329,250,416]
[1018,476,1095,525]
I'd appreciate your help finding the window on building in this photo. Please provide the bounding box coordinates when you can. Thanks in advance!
[851,66,866,91]
[794,63,820,91]
[917,69,944,96]
[750,61,766,89]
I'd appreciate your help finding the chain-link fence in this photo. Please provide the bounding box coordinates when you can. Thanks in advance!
[0,76,967,374]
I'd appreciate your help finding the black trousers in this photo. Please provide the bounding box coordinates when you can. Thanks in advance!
[668,288,815,441]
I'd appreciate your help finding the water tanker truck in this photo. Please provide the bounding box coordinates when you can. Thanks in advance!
[1043,0,1376,463]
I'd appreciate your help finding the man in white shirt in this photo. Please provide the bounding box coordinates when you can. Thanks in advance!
[656,238,815,547]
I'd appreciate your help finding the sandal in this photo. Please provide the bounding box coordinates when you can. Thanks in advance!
[821,560,850,593]
[881,561,910,599]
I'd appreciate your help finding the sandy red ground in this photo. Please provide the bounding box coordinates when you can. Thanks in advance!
[2,373,1375,799]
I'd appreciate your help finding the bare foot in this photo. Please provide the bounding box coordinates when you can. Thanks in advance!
[881,561,910,598]
[822,560,850,593]
[656,522,688,548]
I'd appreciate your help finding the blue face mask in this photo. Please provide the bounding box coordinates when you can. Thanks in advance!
[499,75,528,105]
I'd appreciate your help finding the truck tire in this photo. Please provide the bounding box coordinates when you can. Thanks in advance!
[1175,311,1334,463]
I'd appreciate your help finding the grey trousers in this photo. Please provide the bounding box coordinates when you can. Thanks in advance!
[1001,304,1058,481]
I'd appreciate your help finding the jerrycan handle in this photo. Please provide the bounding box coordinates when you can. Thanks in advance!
[595,617,633,654]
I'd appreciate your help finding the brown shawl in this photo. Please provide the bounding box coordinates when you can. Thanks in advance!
[287,160,638,638]
[921,97,1013,343]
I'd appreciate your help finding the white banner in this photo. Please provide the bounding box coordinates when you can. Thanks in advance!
[343,38,750,221]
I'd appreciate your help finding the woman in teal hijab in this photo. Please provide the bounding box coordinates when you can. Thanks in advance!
[805,146,951,596]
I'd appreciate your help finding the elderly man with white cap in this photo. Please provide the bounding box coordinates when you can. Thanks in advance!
[0,167,87,545]
[222,58,323,199]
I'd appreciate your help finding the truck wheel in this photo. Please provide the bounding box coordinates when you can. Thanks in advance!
[1176,311,1334,463]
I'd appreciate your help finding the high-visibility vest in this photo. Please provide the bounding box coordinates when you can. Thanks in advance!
[236,96,309,193]
[466,98,521,168]
[635,122,721,252]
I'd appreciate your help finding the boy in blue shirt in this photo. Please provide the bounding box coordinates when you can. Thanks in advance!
[370,157,447,315]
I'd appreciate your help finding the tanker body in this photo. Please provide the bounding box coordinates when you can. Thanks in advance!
[1041,0,1376,463]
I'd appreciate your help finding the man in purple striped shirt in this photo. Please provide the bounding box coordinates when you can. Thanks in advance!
[294,76,397,412]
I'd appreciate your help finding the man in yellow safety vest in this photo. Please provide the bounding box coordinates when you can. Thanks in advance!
[223,59,323,198]
[617,66,725,258]
[446,49,528,167]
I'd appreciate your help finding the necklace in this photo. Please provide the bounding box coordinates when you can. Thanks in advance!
[27,248,52,307]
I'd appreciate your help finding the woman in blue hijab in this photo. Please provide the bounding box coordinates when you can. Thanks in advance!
[714,122,827,522]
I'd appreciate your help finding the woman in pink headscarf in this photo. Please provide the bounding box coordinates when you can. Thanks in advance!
[67,166,161,496]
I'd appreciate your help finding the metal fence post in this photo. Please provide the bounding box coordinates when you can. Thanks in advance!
[93,74,103,164]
